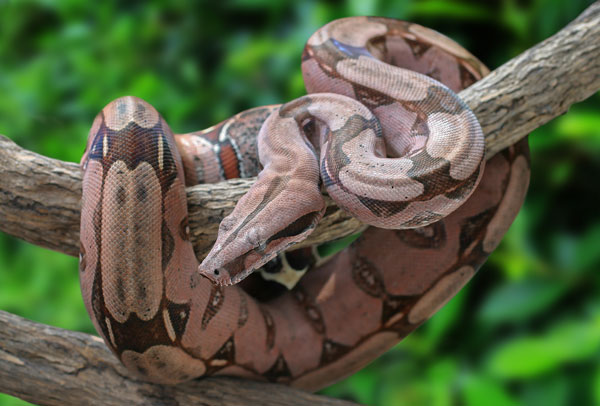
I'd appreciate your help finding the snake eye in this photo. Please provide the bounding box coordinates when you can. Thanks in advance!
[213,269,220,276]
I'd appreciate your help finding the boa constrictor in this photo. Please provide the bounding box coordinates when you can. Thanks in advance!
[79,17,530,390]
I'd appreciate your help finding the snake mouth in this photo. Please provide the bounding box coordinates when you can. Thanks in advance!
[198,260,255,286]
[212,268,234,286]
[197,266,231,286]
[213,267,255,287]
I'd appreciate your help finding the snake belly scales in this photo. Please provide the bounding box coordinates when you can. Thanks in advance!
[79,17,530,390]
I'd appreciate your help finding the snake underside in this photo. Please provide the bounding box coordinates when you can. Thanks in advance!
[79,17,530,390]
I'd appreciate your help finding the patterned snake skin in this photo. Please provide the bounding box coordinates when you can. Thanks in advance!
[79,17,530,390]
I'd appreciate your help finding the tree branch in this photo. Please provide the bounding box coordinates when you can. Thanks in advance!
[462,1,600,158]
[0,2,599,259]
[0,3,599,405]
[0,310,357,406]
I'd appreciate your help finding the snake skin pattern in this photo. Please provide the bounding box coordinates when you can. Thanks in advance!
[79,17,530,390]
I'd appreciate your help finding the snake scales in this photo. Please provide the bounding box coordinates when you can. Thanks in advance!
[79,17,530,390]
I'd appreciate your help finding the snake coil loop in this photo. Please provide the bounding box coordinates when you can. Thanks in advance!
[80,17,529,388]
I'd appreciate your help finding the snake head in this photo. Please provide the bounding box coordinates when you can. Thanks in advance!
[198,99,329,286]
[198,201,325,286]
[197,245,260,286]
[197,218,262,285]
[198,171,325,286]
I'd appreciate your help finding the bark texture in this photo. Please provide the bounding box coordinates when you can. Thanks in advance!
[0,311,357,406]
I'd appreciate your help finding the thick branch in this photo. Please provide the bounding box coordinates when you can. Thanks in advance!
[0,310,357,406]
[462,2,600,157]
[1,3,599,258]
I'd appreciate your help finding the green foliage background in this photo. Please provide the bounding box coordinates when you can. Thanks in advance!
[0,0,599,405]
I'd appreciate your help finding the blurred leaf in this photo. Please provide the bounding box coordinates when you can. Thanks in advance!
[530,109,600,154]
[348,0,379,16]
[556,112,600,140]
[0,394,32,406]
[573,224,600,273]
[500,0,529,41]
[321,367,378,405]
[408,0,492,19]
[486,313,600,379]
[420,282,469,349]
[461,374,516,406]
[478,279,566,325]
[521,373,568,406]
[488,337,557,378]
[531,0,600,47]
[427,358,458,406]
[594,363,600,405]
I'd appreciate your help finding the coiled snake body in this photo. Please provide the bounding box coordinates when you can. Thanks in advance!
[80,17,530,390]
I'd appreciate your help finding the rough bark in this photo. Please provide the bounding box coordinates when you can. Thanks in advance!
[0,311,357,406]
[0,3,599,259]
[0,2,599,406]
[462,1,600,158]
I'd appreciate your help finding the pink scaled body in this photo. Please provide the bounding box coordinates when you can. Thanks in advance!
[79,17,529,390]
